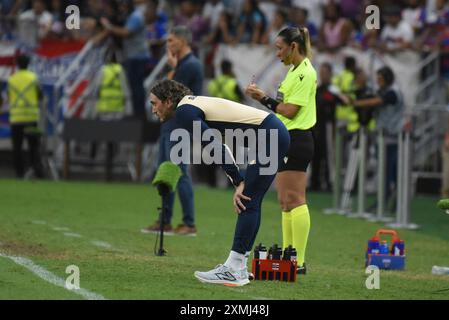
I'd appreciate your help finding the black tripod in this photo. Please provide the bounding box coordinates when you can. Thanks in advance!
[155,184,170,256]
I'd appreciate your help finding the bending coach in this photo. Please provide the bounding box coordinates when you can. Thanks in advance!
[246,27,317,274]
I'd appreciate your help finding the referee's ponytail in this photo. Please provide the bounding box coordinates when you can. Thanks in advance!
[278,27,312,60]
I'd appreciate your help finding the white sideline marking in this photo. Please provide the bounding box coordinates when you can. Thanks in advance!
[63,232,82,238]
[250,296,271,300]
[52,227,70,232]
[31,220,47,225]
[90,241,113,249]
[0,252,106,300]
[31,221,123,252]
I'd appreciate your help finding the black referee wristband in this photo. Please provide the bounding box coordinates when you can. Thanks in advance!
[260,96,280,112]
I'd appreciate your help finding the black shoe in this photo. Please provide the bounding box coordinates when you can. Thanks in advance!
[296,263,307,275]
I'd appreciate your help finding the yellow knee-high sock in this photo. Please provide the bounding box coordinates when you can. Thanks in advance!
[291,204,310,266]
[282,211,292,250]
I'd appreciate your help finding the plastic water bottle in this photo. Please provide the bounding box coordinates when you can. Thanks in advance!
[290,247,297,263]
[367,237,380,254]
[379,240,389,254]
[254,243,267,260]
[259,245,267,260]
[283,245,292,260]
[392,240,405,256]
[270,244,282,260]
[431,266,449,275]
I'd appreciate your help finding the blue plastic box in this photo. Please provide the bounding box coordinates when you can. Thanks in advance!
[365,229,405,270]
[365,253,405,270]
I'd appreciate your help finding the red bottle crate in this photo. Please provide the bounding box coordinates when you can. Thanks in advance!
[251,258,297,282]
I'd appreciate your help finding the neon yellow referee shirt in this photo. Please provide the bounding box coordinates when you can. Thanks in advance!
[276,57,317,130]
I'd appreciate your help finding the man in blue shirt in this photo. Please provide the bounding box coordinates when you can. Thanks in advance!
[166,26,203,95]
[142,26,203,236]
[101,0,151,120]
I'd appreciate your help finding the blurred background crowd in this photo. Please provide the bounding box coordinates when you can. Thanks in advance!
[0,0,448,200]
[1,0,448,62]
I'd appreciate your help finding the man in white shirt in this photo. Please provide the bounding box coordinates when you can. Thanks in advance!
[380,5,414,53]
[19,0,52,40]
[202,0,224,30]
[292,0,327,27]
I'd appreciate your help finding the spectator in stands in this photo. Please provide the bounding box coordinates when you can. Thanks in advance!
[261,7,289,45]
[202,0,225,32]
[145,0,168,68]
[234,0,267,44]
[0,0,24,16]
[271,0,292,7]
[339,0,364,23]
[7,55,44,179]
[101,0,124,50]
[48,0,65,39]
[350,66,404,212]
[203,10,236,77]
[208,59,243,102]
[0,0,24,40]
[257,0,275,25]
[101,0,151,121]
[402,0,425,35]
[318,1,352,53]
[291,0,326,28]
[417,0,449,51]
[204,10,236,45]
[289,6,318,45]
[174,0,208,45]
[19,0,53,40]
[77,0,104,40]
[379,5,414,54]
[222,0,245,18]
[142,26,201,236]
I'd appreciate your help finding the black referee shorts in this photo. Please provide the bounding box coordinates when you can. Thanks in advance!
[278,129,314,172]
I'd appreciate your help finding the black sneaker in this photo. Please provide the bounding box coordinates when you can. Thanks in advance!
[296,263,307,275]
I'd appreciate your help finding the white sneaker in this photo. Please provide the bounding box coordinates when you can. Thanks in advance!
[194,264,250,287]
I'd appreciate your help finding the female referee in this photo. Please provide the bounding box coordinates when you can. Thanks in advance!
[246,27,317,274]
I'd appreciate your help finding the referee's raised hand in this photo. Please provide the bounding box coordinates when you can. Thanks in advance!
[245,83,266,101]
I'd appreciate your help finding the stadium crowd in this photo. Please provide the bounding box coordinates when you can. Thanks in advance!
[1,0,448,56]
[1,0,448,197]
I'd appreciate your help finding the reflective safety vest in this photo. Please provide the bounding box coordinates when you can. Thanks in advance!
[96,63,125,113]
[8,70,40,124]
[333,70,359,132]
[208,75,239,102]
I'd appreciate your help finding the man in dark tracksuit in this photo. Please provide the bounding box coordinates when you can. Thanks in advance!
[150,79,290,286]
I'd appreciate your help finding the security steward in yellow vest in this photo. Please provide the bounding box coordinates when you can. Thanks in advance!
[91,56,127,175]
[7,54,44,178]
[332,56,359,132]
[95,60,126,116]
[208,60,243,103]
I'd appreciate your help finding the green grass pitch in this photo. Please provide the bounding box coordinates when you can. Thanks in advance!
[1,179,449,299]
